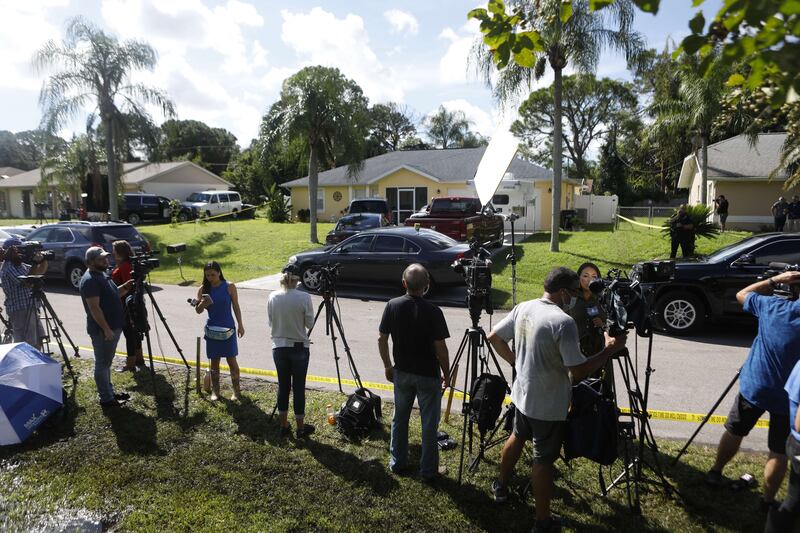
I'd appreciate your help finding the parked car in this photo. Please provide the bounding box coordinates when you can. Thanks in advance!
[239,203,257,219]
[181,191,242,219]
[288,227,471,294]
[405,196,504,245]
[325,213,390,245]
[634,232,800,335]
[0,225,37,239]
[121,193,173,225]
[346,198,393,224]
[24,221,150,290]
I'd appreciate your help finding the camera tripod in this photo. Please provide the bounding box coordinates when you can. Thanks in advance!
[448,297,510,484]
[0,307,12,343]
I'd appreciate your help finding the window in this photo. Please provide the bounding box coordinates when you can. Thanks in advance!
[492,194,510,205]
[751,240,800,266]
[373,236,406,252]
[316,189,324,212]
[50,228,73,243]
[353,188,367,200]
[94,225,143,244]
[0,192,8,213]
[219,193,230,202]
[334,215,380,231]
[405,241,421,253]
[337,235,373,252]
[28,228,52,243]
[229,192,240,202]
[141,196,159,206]
[187,193,211,203]
[210,195,219,204]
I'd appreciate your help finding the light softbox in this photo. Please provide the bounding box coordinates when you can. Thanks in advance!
[473,116,521,208]
[0,343,63,445]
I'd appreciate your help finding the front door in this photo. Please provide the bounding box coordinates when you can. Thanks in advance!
[22,190,32,218]
[398,189,414,224]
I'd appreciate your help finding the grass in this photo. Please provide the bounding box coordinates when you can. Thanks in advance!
[489,223,752,308]
[0,360,784,532]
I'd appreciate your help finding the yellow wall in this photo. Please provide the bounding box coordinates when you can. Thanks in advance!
[715,181,796,216]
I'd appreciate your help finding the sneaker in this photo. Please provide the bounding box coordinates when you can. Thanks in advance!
[704,469,725,488]
[421,465,448,483]
[114,365,135,373]
[492,479,509,502]
[390,464,409,476]
[297,424,315,438]
[114,392,131,402]
[100,399,124,408]
[532,515,561,533]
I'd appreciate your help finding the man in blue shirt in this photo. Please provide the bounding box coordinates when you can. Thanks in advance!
[79,246,133,407]
[0,238,49,349]
[706,269,800,513]
[766,359,800,531]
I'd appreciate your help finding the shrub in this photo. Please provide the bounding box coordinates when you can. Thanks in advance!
[297,208,310,223]
[265,183,291,223]
[661,204,720,240]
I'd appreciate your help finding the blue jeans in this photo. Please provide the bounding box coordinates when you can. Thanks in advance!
[273,346,310,418]
[90,329,122,403]
[390,369,442,478]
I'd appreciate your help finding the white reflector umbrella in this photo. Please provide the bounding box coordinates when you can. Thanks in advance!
[0,343,63,445]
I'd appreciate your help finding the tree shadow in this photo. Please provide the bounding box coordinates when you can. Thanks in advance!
[223,395,282,446]
[102,404,161,455]
[130,367,206,431]
[144,230,233,276]
[304,436,399,497]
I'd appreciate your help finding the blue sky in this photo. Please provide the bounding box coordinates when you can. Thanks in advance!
[0,0,721,148]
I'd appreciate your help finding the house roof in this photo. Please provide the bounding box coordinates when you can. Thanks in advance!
[0,160,231,189]
[282,147,557,188]
[678,132,788,188]
[0,167,25,178]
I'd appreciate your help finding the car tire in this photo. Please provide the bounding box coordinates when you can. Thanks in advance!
[205,210,212,219]
[127,212,141,225]
[655,291,705,336]
[300,265,321,292]
[66,262,87,291]
[177,211,190,222]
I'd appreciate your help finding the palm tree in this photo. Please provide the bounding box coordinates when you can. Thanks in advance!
[471,0,644,251]
[650,50,731,206]
[424,106,472,149]
[260,66,370,243]
[33,17,174,220]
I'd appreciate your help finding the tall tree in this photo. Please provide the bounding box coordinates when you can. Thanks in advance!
[34,17,174,219]
[158,119,239,174]
[511,74,637,183]
[470,0,644,251]
[424,106,472,149]
[368,103,417,154]
[260,66,370,243]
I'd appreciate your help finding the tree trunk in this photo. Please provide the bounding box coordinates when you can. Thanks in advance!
[550,67,563,253]
[308,143,320,244]
[104,115,119,220]
[700,135,708,206]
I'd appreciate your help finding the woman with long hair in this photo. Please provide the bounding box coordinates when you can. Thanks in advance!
[569,262,607,357]
[111,240,144,373]
[267,264,315,437]
[194,261,245,401]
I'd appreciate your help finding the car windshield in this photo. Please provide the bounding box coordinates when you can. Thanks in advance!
[335,215,378,231]
[424,231,458,250]
[94,225,144,243]
[187,193,211,202]
[350,201,386,213]
[705,236,768,262]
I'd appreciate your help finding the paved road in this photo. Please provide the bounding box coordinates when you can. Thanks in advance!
[38,279,768,452]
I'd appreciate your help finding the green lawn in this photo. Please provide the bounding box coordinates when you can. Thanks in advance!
[0,361,782,532]
[489,224,752,307]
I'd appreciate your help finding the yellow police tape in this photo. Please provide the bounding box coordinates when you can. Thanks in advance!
[86,346,770,428]
[616,214,663,230]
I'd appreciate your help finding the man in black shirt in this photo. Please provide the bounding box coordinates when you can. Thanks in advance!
[378,263,450,480]
[669,204,695,258]
[714,195,729,232]
[773,196,790,232]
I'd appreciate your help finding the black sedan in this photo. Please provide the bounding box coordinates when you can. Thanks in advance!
[325,213,390,245]
[288,227,470,293]
[634,232,800,335]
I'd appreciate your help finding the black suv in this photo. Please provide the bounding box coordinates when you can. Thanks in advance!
[121,193,172,225]
[634,233,800,335]
[24,222,150,290]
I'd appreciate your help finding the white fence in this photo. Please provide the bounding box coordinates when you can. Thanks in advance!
[573,194,618,223]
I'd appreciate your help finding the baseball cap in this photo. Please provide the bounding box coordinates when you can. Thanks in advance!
[0,238,22,250]
[85,246,111,262]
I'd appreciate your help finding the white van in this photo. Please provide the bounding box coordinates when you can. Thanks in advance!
[182,190,243,219]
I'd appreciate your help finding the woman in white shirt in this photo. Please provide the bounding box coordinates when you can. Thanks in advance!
[268,264,315,438]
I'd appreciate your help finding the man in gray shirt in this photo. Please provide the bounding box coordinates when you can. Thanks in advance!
[487,267,627,532]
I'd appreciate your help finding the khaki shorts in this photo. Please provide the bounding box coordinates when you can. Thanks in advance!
[513,409,566,465]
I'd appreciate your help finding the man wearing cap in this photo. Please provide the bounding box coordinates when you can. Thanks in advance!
[0,238,49,349]
[79,246,133,407]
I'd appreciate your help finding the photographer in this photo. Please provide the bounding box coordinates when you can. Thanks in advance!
[267,264,314,438]
[486,267,626,532]
[669,204,695,258]
[378,264,450,481]
[79,246,133,407]
[111,240,144,373]
[714,195,729,233]
[705,269,800,513]
[0,238,48,350]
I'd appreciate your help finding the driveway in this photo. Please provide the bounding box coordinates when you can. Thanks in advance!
[38,280,767,452]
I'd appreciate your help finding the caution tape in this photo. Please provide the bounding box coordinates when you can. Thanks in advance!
[616,214,664,230]
[80,345,770,428]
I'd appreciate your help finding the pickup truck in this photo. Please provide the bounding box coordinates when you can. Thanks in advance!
[404,196,504,245]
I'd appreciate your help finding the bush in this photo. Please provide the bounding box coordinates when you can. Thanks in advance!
[265,183,291,223]
[297,209,310,223]
[661,204,720,240]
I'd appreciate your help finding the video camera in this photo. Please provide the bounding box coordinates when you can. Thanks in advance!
[452,239,493,318]
[130,251,160,280]
[589,269,653,338]
[16,241,55,264]
[761,262,800,300]
[312,263,340,294]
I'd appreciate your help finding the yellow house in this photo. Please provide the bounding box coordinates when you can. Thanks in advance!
[284,147,578,231]
[678,132,797,231]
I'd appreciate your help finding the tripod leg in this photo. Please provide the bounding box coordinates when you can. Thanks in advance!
[145,285,189,369]
[36,297,76,381]
[328,303,363,390]
[457,343,470,484]
[325,300,343,393]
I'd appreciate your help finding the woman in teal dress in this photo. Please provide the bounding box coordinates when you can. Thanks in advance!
[194,261,245,401]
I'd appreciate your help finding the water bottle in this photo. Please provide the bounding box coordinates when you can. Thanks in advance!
[326,403,336,425]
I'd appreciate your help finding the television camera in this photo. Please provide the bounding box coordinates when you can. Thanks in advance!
[126,252,160,335]
[451,239,493,320]
[762,261,800,299]
[15,241,55,264]
[310,263,341,295]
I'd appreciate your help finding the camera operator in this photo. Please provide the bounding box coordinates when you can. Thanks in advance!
[0,238,48,349]
[378,263,450,481]
[669,204,695,258]
[111,240,145,373]
[79,246,134,407]
[705,269,800,512]
[486,267,627,532]
[714,195,730,233]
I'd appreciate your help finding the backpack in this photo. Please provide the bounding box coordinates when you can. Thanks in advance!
[337,387,382,438]
[563,378,618,466]
[469,374,508,435]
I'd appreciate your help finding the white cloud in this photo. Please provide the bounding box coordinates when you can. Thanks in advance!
[279,7,406,103]
[384,9,419,35]
[438,19,481,85]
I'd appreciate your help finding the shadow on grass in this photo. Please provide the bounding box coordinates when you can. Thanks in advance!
[102,405,161,455]
[131,368,207,430]
[144,230,233,275]
[223,395,283,447]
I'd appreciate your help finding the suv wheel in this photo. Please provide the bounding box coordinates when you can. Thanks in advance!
[177,210,189,222]
[300,265,321,292]
[655,291,705,335]
[67,262,86,291]
[127,212,142,225]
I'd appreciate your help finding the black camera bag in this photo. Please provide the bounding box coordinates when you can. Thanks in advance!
[564,378,618,466]
[469,374,507,435]
[337,387,382,438]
